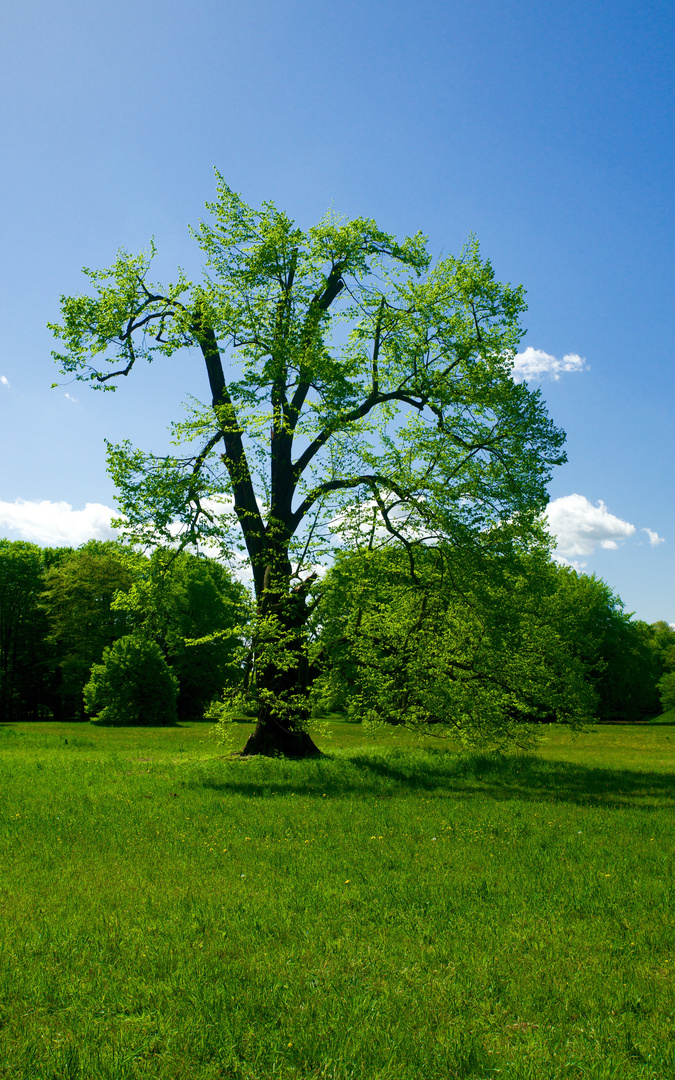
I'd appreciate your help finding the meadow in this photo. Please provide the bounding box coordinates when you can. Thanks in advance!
[0,718,673,1079]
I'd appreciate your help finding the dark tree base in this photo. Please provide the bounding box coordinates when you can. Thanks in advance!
[240,722,322,758]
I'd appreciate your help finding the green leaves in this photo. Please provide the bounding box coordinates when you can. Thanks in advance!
[83,634,179,726]
[0,540,52,722]
[315,543,597,745]
[49,245,192,389]
[50,180,572,748]
[50,181,564,562]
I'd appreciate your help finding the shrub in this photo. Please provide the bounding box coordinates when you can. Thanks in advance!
[83,634,178,726]
[657,670,675,713]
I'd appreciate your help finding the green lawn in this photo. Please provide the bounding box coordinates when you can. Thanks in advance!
[0,720,673,1079]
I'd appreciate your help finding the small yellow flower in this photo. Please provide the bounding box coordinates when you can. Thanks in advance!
[344,879,350,884]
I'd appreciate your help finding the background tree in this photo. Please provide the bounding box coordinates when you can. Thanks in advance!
[547,568,663,722]
[657,671,675,712]
[42,541,142,719]
[50,179,566,755]
[83,634,178,726]
[648,620,675,713]
[112,548,248,720]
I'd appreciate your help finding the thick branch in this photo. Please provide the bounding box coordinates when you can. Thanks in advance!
[120,308,175,339]
[94,337,138,383]
[371,297,385,396]
[192,323,266,577]
[191,430,224,478]
[287,262,346,428]
[289,473,409,534]
[292,389,427,480]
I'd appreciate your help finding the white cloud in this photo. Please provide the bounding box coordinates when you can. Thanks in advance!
[0,499,118,547]
[0,375,9,388]
[513,347,587,383]
[64,392,78,402]
[643,528,665,547]
[546,494,635,558]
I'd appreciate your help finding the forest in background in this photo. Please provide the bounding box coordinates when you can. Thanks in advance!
[1,536,674,729]
[0,538,246,724]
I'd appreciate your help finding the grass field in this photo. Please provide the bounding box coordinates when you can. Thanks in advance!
[0,719,673,1079]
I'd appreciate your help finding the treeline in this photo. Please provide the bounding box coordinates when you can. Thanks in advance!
[1,536,674,728]
[0,539,247,723]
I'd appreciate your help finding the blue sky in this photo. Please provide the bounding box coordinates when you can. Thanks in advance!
[1,0,673,622]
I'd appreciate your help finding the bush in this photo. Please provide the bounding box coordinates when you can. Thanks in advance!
[657,670,675,713]
[83,635,178,726]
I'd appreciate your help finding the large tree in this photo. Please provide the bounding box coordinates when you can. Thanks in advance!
[50,178,566,755]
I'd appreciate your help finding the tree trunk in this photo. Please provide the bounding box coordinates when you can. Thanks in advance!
[239,557,321,758]
[240,659,322,757]
[241,721,321,758]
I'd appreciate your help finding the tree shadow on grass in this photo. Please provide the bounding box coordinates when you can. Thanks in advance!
[197,748,675,810]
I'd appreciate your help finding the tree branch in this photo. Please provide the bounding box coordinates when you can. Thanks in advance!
[289,473,409,535]
[191,322,266,580]
[287,262,346,428]
[371,297,385,396]
[292,389,427,480]
[94,337,138,382]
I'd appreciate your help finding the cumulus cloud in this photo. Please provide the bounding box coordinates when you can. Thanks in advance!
[513,347,587,383]
[0,375,9,388]
[0,499,118,547]
[643,528,665,547]
[546,494,635,559]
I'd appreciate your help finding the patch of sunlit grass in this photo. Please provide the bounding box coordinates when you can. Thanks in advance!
[0,721,673,1078]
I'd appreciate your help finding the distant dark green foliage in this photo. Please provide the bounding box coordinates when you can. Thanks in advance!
[0,540,51,721]
[658,671,675,711]
[41,541,245,721]
[83,634,178,725]
[42,541,141,719]
[0,526,669,730]
[0,537,247,722]
[650,620,675,712]
[546,567,661,722]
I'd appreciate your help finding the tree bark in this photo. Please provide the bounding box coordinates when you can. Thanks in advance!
[239,548,322,758]
[241,722,320,758]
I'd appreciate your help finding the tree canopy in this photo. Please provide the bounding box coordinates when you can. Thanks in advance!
[50,178,568,754]
[314,546,668,743]
[111,547,248,721]
[42,540,140,719]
